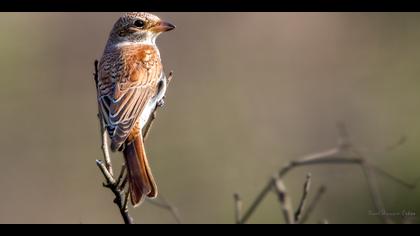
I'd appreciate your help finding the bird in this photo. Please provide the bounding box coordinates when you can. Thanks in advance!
[96,12,175,207]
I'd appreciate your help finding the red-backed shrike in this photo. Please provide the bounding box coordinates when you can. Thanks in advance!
[96,12,175,207]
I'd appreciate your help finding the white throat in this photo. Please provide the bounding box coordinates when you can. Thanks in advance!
[114,37,161,58]
[114,34,160,58]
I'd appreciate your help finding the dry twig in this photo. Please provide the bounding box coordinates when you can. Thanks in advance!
[233,193,243,224]
[298,185,326,224]
[146,194,182,224]
[273,177,295,224]
[235,123,417,224]
[294,173,312,222]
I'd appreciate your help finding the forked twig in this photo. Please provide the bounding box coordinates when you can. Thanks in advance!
[146,194,182,224]
[96,159,133,224]
[298,186,327,224]
[236,123,417,224]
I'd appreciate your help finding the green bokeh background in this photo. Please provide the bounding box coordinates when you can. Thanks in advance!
[0,13,419,224]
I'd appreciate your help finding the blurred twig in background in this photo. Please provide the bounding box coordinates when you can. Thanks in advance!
[146,195,182,224]
[93,60,180,224]
[235,122,418,224]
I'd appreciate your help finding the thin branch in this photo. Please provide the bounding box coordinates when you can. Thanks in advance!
[159,194,182,224]
[96,159,133,224]
[272,177,295,224]
[119,175,128,190]
[234,193,243,224]
[238,181,273,224]
[115,164,126,187]
[358,135,407,155]
[360,161,393,224]
[336,121,351,149]
[368,163,417,189]
[294,173,312,222]
[123,191,130,212]
[95,129,133,224]
[146,194,182,224]
[100,121,113,176]
[119,193,133,224]
[383,136,407,152]
[96,160,115,186]
[298,186,327,224]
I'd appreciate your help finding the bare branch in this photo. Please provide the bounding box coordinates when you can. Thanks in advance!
[100,125,113,176]
[238,181,273,224]
[361,161,393,224]
[146,194,182,224]
[238,147,355,224]
[368,163,417,189]
[96,160,115,186]
[119,175,128,191]
[358,136,407,155]
[234,193,242,224]
[298,186,326,224]
[272,177,295,224]
[95,126,133,224]
[383,136,407,152]
[123,191,130,212]
[278,149,362,178]
[115,164,126,187]
[336,121,351,149]
[95,157,133,224]
[159,194,182,224]
[294,173,312,222]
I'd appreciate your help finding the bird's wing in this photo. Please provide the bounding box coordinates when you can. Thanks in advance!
[97,47,162,151]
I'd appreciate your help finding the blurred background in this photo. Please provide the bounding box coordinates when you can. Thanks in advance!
[0,12,419,224]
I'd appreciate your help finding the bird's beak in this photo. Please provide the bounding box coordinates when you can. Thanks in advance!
[151,21,176,33]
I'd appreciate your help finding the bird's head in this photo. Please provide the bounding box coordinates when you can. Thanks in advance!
[108,12,175,46]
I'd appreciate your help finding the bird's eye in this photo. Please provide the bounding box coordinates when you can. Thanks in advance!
[134,20,145,28]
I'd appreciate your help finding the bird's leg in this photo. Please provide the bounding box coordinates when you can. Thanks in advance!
[157,96,165,107]
[155,75,168,108]
[156,71,173,107]
[143,71,173,140]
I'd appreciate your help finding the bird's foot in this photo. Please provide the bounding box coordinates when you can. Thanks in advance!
[157,96,166,108]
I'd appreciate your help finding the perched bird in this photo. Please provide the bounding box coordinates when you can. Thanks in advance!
[96,12,175,207]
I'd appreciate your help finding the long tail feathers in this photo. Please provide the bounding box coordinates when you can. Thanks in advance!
[123,134,157,207]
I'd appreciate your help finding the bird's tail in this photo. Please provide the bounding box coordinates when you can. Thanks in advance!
[123,135,157,207]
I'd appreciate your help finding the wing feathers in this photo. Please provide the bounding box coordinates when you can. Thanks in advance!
[97,45,162,151]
